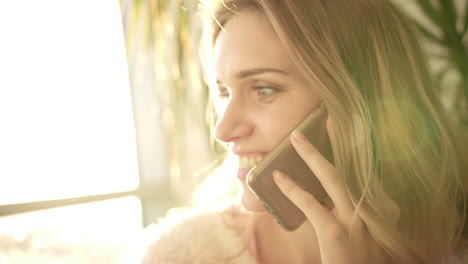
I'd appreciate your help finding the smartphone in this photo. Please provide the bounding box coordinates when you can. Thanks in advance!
[246,102,333,231]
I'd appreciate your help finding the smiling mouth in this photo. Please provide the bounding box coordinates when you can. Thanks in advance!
[238,154,266,170]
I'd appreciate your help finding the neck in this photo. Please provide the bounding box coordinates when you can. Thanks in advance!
[254,213,321,264]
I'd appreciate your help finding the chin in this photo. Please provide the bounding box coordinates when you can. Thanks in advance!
[240,181,266,212]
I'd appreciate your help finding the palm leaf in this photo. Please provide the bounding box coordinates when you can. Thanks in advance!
[414,0,441,26]
[411,18,446,46]
[463,1,468,36]
[438,0,457,26]
[411,0,468,126]
[438,0,459,42]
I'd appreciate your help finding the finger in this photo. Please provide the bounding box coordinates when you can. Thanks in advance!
[322,196,335,211]
[273,170,335,229]
[274,170,365,263]
[290,130,354,215]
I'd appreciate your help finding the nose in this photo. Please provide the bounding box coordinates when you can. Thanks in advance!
[214,97,253,144]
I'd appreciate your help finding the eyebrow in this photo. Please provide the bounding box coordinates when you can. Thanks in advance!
[216,68,288,85]
[236,68,288,79]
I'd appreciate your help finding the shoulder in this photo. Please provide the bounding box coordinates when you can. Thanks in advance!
[132,205,258,264]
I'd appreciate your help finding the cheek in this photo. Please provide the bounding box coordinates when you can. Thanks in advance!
[258,100,319,145]
[259,111,305,145]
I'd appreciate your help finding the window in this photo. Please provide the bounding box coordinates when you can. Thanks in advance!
[0,0,162,235]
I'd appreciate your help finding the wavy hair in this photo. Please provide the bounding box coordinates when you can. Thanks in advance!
[201,0,468,263]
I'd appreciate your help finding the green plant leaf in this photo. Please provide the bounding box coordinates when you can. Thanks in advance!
[438,0,459,41]
[438,0,457,25]
[434,64,451,84]
[428,51,449,60]
[463,1,468,35]
[414,0,441,26]
[411,18,446,46]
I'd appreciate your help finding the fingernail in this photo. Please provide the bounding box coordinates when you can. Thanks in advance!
[291,130,307,143]
[273,170,286,183]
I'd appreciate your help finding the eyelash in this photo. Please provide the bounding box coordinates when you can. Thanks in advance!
[217,86,279,101]
[254,86,278,99]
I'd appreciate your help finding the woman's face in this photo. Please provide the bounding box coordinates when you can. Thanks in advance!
[214,12,321,211]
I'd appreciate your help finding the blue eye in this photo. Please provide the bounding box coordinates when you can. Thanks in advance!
[255,86,277,98]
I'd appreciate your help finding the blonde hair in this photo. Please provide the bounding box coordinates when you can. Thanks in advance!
[201,0,468,263]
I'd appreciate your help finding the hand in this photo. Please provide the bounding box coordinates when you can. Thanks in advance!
[273,119,397,264]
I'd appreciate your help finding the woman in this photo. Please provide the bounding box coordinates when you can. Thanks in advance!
[137,0,468,263]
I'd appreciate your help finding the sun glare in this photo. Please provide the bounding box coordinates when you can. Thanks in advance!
[192,155,240,208]
[0,0,139,205]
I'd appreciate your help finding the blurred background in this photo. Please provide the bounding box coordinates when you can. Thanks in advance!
[0,0,466,263]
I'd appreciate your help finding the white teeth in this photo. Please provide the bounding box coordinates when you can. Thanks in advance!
[256,155,262,163]
[249,156,256,168]
[239,157,249,169]
[239,154,264,169]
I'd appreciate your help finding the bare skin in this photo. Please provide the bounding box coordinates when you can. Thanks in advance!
[214,11,397,264]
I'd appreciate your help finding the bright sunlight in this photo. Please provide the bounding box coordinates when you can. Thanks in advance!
[0,0,139,205]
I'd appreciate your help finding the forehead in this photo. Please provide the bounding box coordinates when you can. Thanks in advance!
[213,12,297,81]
